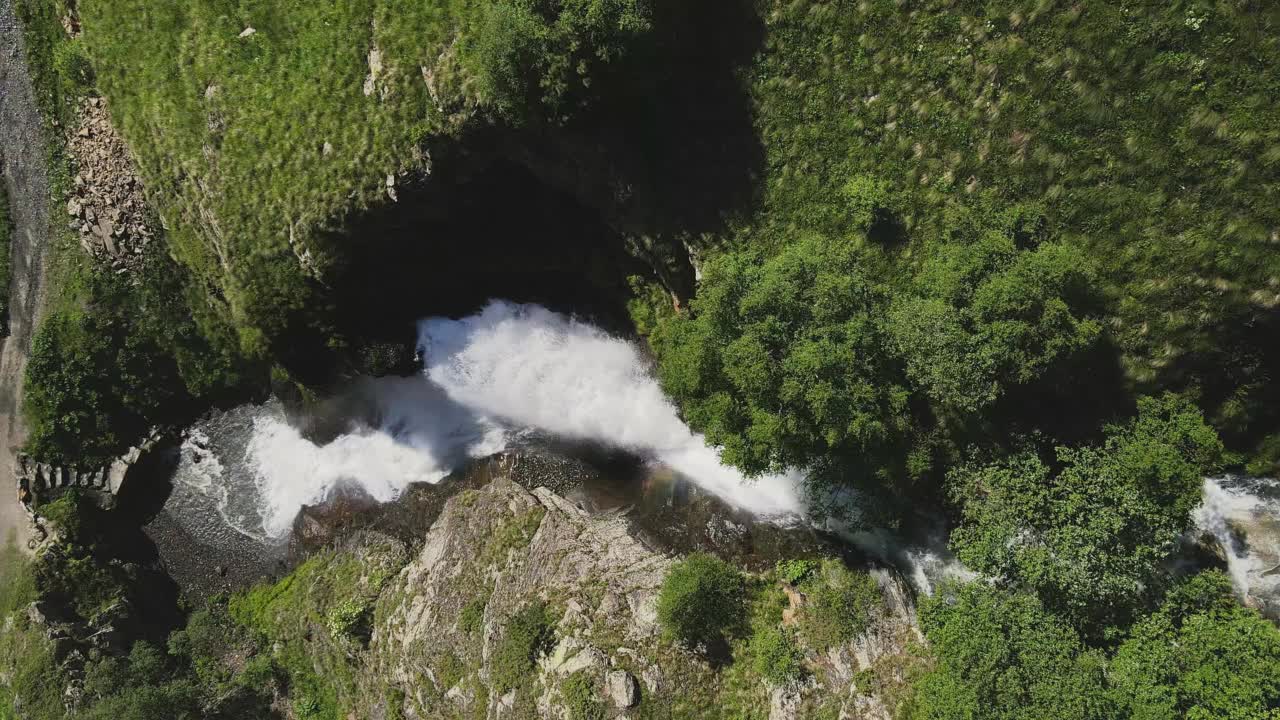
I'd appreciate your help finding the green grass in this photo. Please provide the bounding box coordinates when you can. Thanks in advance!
[490,601,556,694]
[13,0,91,129]
[12,0,255,466]
[481,506,545,567]
[77,0,649,367]
[734,0,1280,462]
[562,671,606,720]
[0,541,64,720]
[229,547,405,719]
[458,595,487,637]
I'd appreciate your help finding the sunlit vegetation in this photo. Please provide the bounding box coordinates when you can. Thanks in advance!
[646,0,1280,485]
[23,244,254,465]
[657,552,747,649]
[949,395,1224,632]
[907,573,1280,720]
[77,0,650,370]
[5,1,1280,718]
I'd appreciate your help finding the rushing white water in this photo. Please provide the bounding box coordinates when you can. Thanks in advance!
[215,300,805,538]
[1193,476,1280,615]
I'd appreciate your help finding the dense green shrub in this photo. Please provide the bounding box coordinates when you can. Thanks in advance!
[23,247,252,465]
[37,489,85,540]
[750,626,804,685]
[325,598,369,641]
[798,560,881,650]
[459,596,487,637]
[492,602,557,693]
[51,36,94,92]
[651,234,914,481]
[562,671,606,720]
[1109,572,1280,720]
[949,394,1224,631]
[887,209,1101,414]
[657,553,746,648]
[775,558,818,586]
[905,583,1112,720]
[33,545,128,622]
[168,605,271,699]
[649,204,1108,503]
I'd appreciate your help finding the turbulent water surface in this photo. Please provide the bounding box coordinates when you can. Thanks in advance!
[157,301,1280,609]
[1195,476,1280,616]
[166,301,804,544]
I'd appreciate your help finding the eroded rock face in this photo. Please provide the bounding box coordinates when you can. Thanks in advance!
[348,474,925,719]
[1195,477,1280,621]
[367,477,672,718]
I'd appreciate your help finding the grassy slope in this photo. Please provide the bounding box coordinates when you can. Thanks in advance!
[78,0,647,365]
[720,0,1280,465]
[0,544,63,719]
[80,0,448,358]
[11,0,254,465]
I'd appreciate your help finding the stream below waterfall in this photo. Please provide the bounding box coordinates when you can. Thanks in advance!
[138,301,1280,616]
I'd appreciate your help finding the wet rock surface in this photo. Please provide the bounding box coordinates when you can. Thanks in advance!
[1194,476,1280,622]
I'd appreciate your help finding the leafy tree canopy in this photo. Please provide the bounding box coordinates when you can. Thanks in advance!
[651,233,913,480]
[1109,572,1280,720]
[888,204,1101,414]
[948,395,1224,630]
[906,582,1112,720]
[657,553,746,648]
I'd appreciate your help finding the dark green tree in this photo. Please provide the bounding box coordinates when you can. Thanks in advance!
[1109,572,1280,720]
[888,210,1101,413]
[467,0,651,119]
[948,395,1224,630]
[650,234,913,480]
[905,582,1113,720]
[656,553,746,648]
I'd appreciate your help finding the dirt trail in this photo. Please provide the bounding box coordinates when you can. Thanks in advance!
[0,0,53,553]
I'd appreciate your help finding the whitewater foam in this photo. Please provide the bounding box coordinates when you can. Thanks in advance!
[1193,476,1280,612]
[419,302,806,516]
[225,300,804,539]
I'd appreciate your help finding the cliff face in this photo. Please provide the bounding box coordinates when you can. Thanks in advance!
[291,475,928,719]
[369,479,671,717]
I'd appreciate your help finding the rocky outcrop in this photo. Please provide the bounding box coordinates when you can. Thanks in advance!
[336,474,925,719]
[64,96,155,271]
[1194,476,1280,622]
[13,430,162,547]
[367,478,673,718]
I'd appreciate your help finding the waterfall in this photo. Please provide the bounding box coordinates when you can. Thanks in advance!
[417,302,805,516]
[174,301,804,540]
[1192,476,1280,615]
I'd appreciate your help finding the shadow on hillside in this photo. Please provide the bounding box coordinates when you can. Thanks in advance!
[317,0,766,374]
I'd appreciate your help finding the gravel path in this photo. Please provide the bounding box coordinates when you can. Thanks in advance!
[0,0,53,553]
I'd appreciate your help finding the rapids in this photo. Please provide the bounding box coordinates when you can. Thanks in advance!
[168,301,804,542]
[154,301,1280,610]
